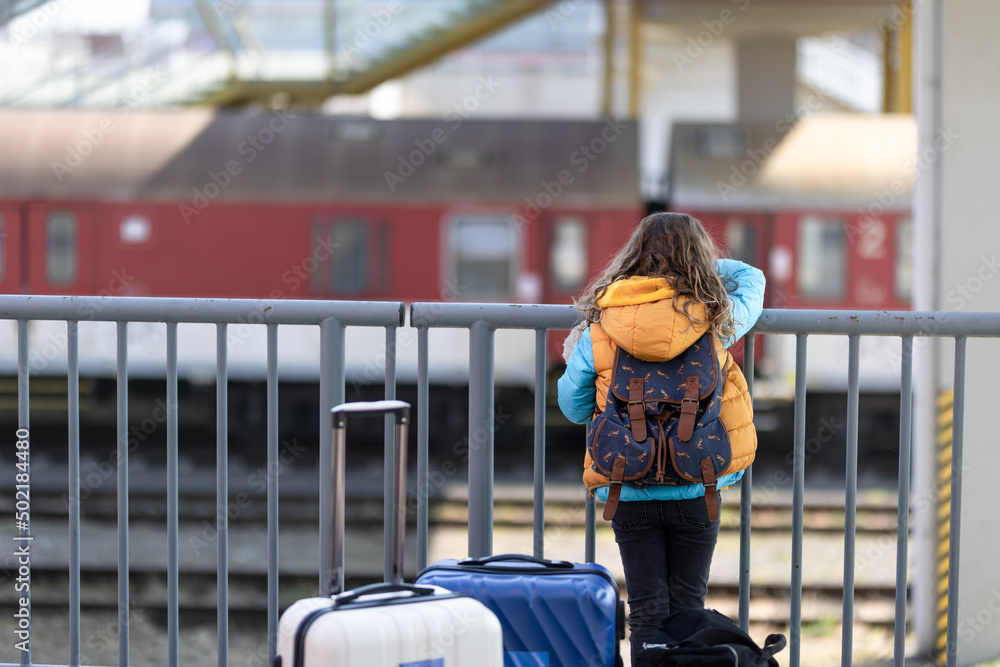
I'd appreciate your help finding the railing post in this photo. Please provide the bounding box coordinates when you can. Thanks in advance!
[417,325,430,571]
[945,337,967,667]
[468,319,496,558]
[894,335,914,667]
[534,328,547,559]
[116,321,129,667]
[739,333,755,632]
[17,320,30,667]
[266,323,279,663]
[383,326,397,583]
[67,321,81,667]
[167,323,180,667]
[320,316,346,596]
[842,334,860,667]
[216,324,229,667]
[790,333,808,667]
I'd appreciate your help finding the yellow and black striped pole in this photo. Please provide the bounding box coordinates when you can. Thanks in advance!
[935,389,954,665]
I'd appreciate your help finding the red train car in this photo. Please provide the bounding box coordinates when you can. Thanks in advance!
[0,110,641,308]
[0,110,645,462]
[0,109,916,476]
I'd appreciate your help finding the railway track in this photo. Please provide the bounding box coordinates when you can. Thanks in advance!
[8,478,907,533]
[0,480,911,628]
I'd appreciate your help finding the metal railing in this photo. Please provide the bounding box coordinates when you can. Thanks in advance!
[0,294,403,667]
[408,303,1000,667]
[409,302,580,567]
[4,298,998,667]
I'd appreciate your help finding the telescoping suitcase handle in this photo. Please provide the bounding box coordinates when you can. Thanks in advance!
[330,400,411,596]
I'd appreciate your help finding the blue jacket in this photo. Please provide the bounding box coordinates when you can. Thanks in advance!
[557,259,766,502]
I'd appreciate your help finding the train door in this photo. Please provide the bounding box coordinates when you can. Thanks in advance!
[696,213,770,366]
[773,211,849,309]
[0,203,23,294]
[23,203,98,295]
[543,213,590,305]
[444,211,525,302]
[696,213,769,271]
[845,212,911,310]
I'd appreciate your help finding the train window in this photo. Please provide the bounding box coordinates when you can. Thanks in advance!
[797,217,845,299]
[47,212,77,285]
[330,221,367,293]
[551,217,587,292]
[449,216,518,298]
[896,219,913,302]
[725,220,757,265]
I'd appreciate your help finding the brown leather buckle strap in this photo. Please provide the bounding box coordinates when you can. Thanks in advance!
[700,457,719,523]
[627,377,647,443]
[603,455,628,521]
[677,376,700,441]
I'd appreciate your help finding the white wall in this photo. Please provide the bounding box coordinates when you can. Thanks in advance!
[915,1,1000,664]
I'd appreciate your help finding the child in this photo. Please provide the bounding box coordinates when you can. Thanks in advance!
[557,211,765,662]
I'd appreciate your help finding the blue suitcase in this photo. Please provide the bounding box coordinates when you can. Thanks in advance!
[416,554,625,667]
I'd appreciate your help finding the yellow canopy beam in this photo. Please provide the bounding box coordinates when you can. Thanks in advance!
[882,0,913,113]
[198,0,556,108]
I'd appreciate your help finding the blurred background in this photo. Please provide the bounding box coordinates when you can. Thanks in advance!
[0,0,916,490]
[0,1,930,665]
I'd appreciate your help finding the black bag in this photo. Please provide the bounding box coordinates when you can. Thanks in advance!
[587,331,732,522]
[634,608,786,667]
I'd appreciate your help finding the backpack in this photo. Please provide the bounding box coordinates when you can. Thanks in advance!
[634,608,786,667]
[586,331,733,522]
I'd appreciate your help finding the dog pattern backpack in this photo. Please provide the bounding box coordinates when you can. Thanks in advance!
[586,331,732,522]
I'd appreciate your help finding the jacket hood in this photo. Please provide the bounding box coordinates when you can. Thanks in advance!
[596,276,709,361]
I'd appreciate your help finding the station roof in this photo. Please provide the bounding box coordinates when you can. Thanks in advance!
[0,109,639,206]
[669,113,916,211]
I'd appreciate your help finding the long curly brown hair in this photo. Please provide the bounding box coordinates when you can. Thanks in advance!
[575,211,735,341]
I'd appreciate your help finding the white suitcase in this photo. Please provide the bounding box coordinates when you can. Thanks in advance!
[275,401,503,667]
[277,583,503,666]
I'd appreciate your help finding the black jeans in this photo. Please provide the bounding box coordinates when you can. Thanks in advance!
[611,495,721,663]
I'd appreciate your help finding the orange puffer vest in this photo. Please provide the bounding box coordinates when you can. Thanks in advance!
[581,277,756,494]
